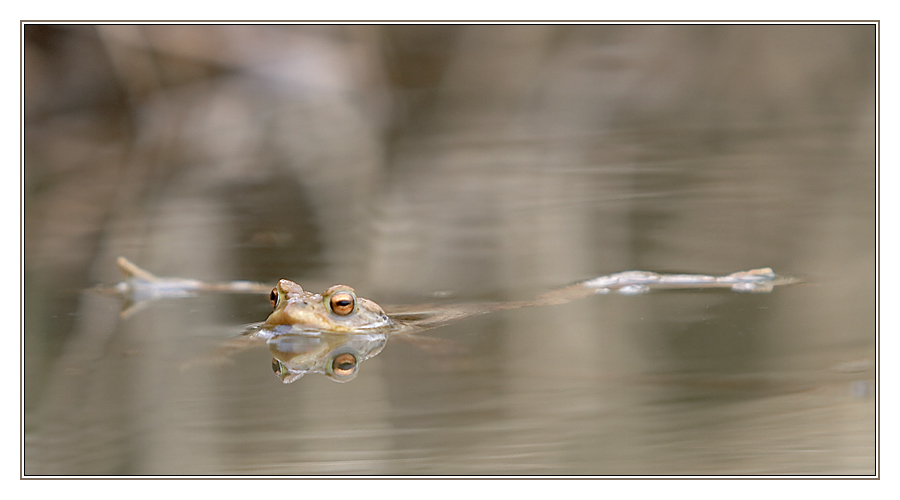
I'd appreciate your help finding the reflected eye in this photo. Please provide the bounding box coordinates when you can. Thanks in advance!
[331,352,358,378]
[272,358,284,375]
[269,288,278,308]
[328,291,356,316]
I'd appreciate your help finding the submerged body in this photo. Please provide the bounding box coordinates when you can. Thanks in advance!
[108,258,799,383]
[261,267,794,336]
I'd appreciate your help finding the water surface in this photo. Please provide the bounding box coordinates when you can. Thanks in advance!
[23,24,875,476]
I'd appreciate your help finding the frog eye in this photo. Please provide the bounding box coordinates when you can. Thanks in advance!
[269,288,278,308]
[330,352,358,380]
[327,290,356,316]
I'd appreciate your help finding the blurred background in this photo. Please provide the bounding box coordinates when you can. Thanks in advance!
[23,24,875,475]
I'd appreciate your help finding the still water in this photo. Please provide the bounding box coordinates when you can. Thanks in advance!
[23,24,875,476]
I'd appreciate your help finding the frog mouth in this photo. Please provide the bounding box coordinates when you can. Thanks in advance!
[275,305,346,332]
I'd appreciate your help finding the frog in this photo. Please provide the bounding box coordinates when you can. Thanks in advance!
[106,257,800,383]
[257,280,394,382]
[262,279,394,335]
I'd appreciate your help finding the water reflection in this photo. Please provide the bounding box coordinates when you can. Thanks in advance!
[269,332,386,383]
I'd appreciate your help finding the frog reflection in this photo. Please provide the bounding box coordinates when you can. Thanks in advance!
[267,331,386,383]
[109,258,799,384]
